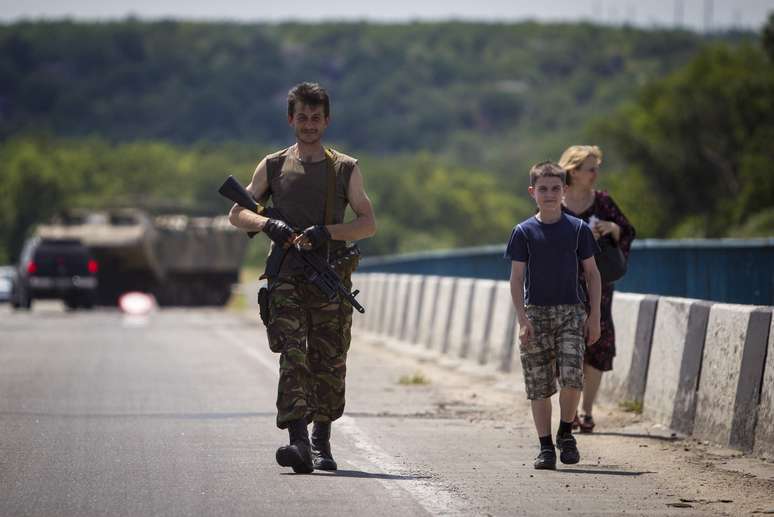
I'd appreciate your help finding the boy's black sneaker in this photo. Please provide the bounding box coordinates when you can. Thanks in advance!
[556,432,580,464]
[534,447,557,470]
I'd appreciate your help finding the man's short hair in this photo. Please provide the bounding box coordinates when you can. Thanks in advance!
[287,82,330,118]
[529,161,566,186]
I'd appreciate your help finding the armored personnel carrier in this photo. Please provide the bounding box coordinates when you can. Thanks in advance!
[36,209,248,306]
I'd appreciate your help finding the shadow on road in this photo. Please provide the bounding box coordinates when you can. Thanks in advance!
[558,468,654,476]
[282,469,431,480]
[0,410,275,420]
[588,431,679,442]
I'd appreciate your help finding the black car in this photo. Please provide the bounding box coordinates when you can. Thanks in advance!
[11,237,99,310]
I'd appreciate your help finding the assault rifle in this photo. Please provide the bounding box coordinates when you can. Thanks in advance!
[218,175,365,313]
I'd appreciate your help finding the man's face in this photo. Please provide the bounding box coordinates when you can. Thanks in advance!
[529,176,566,211]
[289,103,328,145]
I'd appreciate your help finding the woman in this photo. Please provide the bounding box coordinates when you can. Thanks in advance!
[559,145,635,433]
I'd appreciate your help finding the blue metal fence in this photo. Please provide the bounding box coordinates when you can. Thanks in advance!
[358,239,774,306]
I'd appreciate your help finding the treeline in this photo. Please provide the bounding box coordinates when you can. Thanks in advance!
[0,138,533,264]
[0,20,740,153]
[598,18,774,238]
[0,137,255,263]
[0,19,771,265]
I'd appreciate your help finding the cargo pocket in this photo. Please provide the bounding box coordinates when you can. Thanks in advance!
[265,297,283,353]
[265,283,300,354]
[338,297,354,355]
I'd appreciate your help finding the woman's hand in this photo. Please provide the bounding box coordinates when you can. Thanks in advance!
[592,220,620,242]
[585,313,601,345]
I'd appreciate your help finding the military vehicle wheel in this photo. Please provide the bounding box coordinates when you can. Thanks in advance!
[14,287,32,310]
[216,288,232,306]
[80,292,96,309]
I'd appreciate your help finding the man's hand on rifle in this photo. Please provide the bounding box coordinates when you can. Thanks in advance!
[294,225,331,251]
[264,219,296,249]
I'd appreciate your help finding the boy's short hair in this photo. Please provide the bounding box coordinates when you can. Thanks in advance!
[287,82,330,118]
[529,161,566,186]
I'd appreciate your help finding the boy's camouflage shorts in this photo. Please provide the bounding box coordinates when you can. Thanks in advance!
[519,304,586,400]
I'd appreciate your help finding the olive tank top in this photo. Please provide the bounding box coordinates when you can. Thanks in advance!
[264,146,356,275]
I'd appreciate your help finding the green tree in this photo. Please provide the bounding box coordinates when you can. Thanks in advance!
[764,13,774,60]
[0,138,68,261]
[0,137,530,263]
[600,42,774,237]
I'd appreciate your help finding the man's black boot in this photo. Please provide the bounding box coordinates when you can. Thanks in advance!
[276,419,314,473]
[311,421,338,471]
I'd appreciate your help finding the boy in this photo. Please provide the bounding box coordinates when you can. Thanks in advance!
[505,161,601,470]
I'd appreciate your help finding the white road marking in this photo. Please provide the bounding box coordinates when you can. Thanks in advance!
[217,325,466,516]
[336,415,466,516]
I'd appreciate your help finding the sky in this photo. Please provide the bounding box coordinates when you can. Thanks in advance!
[1,0,773,31]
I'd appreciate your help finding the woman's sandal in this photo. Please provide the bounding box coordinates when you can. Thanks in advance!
[579,414,595,433]
[572,414,581,431]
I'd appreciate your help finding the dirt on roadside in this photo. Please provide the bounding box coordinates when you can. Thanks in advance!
[355,334,774,516]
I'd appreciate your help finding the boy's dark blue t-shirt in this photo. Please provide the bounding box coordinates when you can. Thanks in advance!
[504,213,599,306]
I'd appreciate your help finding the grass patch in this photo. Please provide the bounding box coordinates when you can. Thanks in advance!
[398,371,430,385]
[226,291,248,312]
[619,399,643,414]
[240,266,263,283]
[227,265,262,313]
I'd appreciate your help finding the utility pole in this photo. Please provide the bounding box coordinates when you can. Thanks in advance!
[732,8,742,30]
[592,1,603,21]
[626,4,636,26]
[674,0,684,28]
[703,0,714,33]
[608,5,619,25]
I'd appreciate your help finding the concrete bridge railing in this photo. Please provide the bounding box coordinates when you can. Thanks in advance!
[351,272,774,458]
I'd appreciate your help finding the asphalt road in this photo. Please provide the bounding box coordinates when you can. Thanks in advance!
[1,302,773,516]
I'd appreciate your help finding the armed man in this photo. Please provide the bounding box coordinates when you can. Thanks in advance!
[228,82,376,473]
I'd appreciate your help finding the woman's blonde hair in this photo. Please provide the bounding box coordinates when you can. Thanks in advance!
[558,145,603,185]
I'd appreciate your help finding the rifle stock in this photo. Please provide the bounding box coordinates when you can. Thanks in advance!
[218,175,259,237]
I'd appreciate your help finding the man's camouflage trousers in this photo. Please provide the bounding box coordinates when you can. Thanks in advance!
[265,274,353,429]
